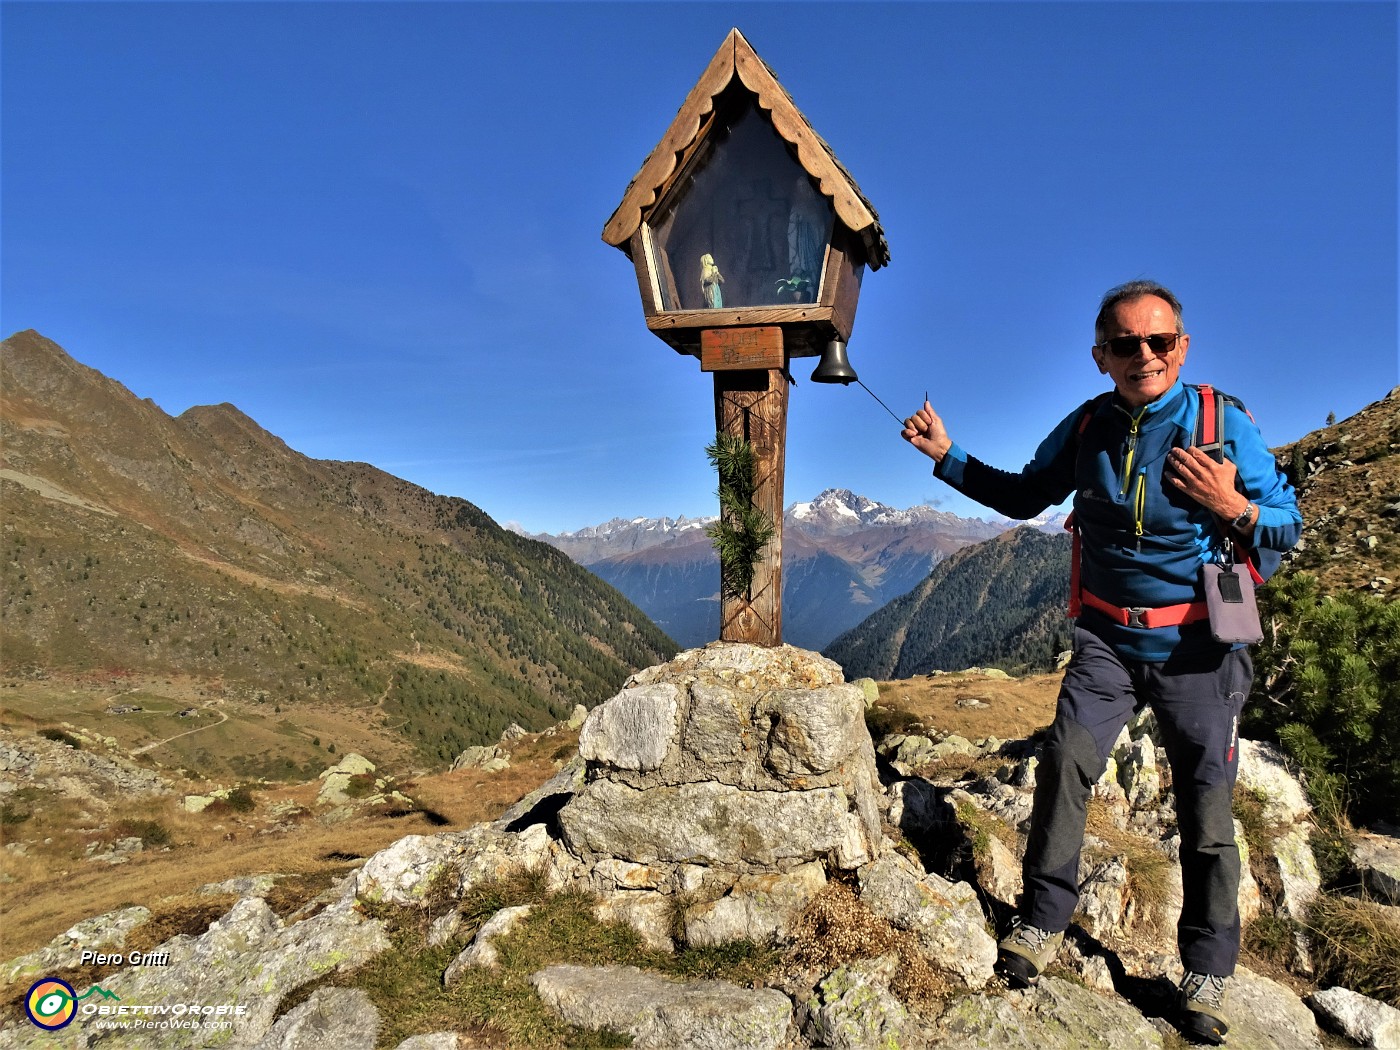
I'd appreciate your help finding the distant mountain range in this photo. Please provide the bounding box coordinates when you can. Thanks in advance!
[0,331,676,770]
[521,489,1067,650]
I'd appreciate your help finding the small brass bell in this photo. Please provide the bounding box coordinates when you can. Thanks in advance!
[810,340,858,385]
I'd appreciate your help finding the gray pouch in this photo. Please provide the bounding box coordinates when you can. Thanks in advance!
[1202,561,1263,644]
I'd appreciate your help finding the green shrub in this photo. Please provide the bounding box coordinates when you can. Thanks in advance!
[113,819,172,848]
[225,786,256,813]
[342,773,378,799]
[1245,573,1400,830]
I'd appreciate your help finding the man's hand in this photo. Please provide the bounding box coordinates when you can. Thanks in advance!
[1166,446,1248,520]
[902,401,953,463]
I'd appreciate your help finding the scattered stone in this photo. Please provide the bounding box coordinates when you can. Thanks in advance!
[56,895,391,1048]
[1352,830,1400,905]
[853,677,880,707]
[499,722,529,742]
[443,905,534,982]
[392,1035,463,1050]
[253,986,380,1049]
[181,794,217,813]
[199,873,284,897]
[804,956,911,1049]
[354,823,554,906]
[857,852,996,988]
[3,906,152,984]
[1222,966,1325,1050]
[684,862,826,947]
[530,964,793,1050]
[566,703,589,729]
[449,745,509,772]
[317,753,377,804]
[1308,986,1400,1049]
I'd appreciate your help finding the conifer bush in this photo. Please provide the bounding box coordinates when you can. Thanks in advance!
[704,433,775,600]
[1245,573,1400,830]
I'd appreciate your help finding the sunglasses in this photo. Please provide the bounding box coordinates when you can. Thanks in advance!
[1097,333,1183,359]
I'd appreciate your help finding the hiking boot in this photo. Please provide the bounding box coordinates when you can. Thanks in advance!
[995,920,1064,988]
[1177,971,1230,1045]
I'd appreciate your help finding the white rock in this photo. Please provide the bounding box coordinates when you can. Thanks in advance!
[530,963,793,1050]
[443,905,534,982]
[579,684,681,772]
[559,779,870,870]
[685,862,827,946]
[252,986,379,1049]
[857,853,996,988]
[1237,739,1311,824]
[1308,986,1400,1049]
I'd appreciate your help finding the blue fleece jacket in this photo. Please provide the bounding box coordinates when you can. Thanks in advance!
[934,380,1302,661]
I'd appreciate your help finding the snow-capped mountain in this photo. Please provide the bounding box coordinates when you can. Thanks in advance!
[787,488,1004,539]
[513,514,715,566]
[526,491,1025,650]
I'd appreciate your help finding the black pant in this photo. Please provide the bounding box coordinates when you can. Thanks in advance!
[1022,626,1252,976]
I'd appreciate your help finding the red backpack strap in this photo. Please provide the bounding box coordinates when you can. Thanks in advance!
[1194,383,1225,462]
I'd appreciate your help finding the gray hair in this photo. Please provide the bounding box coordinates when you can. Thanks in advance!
[1094,280,1185,344]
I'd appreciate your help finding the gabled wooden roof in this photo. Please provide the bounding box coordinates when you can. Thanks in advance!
[602,28,889,271]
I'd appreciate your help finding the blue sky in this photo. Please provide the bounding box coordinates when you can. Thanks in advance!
[3,2,1395,534]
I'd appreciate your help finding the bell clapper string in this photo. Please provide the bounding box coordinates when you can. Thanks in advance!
[856,378,907,427]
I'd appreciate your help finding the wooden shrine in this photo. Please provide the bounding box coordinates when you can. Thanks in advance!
[602,28,888,646]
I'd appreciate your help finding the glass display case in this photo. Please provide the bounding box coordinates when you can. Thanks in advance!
[645,91,838,313]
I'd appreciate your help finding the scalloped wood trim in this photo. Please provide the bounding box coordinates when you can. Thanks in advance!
[602,28,887,269]
[601,31,738,250]
[731,36,880,245]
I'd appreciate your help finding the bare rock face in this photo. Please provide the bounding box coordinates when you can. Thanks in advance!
[1308,986,1400,1049]
[930,976,1167,1049]
[530,964,794,1050]
[253,987,380,1050]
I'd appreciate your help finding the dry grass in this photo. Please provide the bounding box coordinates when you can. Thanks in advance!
[1084,798,1175,936]
[1306,894,1400,1007]
[788,879,950,1004]
[0,731,574,960]
[874,672,1060,744]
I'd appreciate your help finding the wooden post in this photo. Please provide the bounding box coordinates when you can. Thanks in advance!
[713,365,788,646]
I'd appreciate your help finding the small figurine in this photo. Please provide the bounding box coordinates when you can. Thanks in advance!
[700,253,725,308]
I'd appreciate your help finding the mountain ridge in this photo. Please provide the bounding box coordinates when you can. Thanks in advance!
[1,330,676,773]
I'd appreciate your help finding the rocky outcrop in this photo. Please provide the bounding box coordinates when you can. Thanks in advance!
[1,642,1392,1050]
[0,728,173,810]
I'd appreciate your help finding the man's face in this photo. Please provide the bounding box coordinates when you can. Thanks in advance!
[1092,295,1189,408]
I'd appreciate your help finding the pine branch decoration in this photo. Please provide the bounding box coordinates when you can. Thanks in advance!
[704,433,776,600]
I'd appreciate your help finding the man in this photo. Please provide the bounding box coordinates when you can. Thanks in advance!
[902,280,1300,1045]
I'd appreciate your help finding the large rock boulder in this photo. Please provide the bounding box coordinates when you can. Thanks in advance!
[551,643,890,948]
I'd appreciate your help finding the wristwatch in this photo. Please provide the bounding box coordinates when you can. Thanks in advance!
[1230,503,1255,532]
